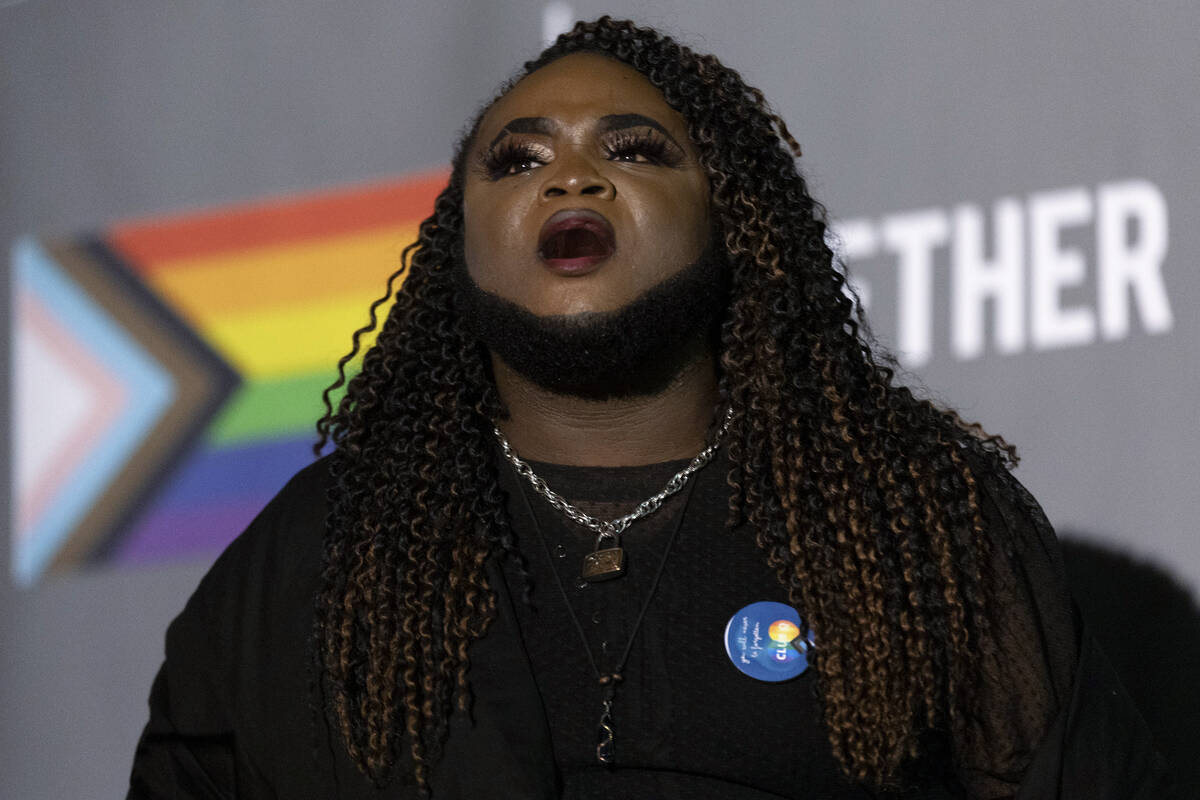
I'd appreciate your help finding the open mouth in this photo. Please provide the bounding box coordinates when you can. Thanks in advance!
[537,210,616,273]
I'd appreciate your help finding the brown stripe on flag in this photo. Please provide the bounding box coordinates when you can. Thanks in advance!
[42,239,239,570]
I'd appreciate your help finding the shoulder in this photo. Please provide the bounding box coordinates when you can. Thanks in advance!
[167,456,335,670]
[958,447,1079,700]
[957,453,1178,796]
[961,449,1074,633]
[962,447,1079,688]
[142,457,347,795]
[205,456,332,591]
[961,448,1062,567]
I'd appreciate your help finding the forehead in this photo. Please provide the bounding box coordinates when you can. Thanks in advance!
[476,52,689,138]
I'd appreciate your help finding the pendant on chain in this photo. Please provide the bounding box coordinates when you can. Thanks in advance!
[581,532,626,582]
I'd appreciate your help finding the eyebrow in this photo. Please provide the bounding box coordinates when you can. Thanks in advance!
[487,117,554,150]
[596,113,682,149]
[485,113,684,151]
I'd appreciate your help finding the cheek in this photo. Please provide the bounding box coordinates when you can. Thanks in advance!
[462,189,530,292]
[682,177,713,253]
[632,184,710,269]
[461,214,488,280]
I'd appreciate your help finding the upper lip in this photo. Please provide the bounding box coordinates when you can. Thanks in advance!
[537,209,616,261]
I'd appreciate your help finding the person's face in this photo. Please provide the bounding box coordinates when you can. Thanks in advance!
[462,52,711,318]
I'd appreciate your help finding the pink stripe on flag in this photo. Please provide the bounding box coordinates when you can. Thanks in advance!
[17,292,128,534]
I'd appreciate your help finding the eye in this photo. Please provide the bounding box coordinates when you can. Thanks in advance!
[601,129,682,167]
[479,139,553,179]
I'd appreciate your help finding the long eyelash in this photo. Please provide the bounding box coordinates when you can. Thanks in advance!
[601,130,681,166]
[477,140,550,180]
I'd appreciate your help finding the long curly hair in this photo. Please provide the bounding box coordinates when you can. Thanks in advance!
[313,16,1016,793]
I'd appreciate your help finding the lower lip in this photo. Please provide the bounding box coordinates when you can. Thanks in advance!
[540,254,610,276]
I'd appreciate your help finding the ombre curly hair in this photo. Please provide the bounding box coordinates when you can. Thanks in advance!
[313,16,1017,793]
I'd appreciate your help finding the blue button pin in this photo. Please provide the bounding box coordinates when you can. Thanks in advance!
[723,601,814,682]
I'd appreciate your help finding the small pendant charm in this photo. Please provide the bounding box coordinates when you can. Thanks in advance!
[582,547,625,581]
[596,691,616,765]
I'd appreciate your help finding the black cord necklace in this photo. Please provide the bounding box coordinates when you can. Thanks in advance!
[513,472,698,767]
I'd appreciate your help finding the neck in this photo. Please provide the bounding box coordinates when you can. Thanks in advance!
[492,352,720,467]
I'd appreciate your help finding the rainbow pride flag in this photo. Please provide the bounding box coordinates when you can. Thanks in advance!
[11,169,448,584]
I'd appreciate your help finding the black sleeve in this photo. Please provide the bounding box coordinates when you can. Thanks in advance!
[127,459,333,799]
[953,458,1174,799]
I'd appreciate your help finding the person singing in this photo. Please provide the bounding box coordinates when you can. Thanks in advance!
[129,16,1170,799]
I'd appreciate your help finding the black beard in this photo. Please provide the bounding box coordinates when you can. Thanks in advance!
[453,248,727,400]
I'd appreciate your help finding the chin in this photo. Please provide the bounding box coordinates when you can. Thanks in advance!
[525,274,640,319]
[454,244,729,401]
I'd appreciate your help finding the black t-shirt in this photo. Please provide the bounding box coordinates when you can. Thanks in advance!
[497,451,870,798]
[128,451,1173,799]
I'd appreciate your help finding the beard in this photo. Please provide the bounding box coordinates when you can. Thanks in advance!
[453,246,728,401]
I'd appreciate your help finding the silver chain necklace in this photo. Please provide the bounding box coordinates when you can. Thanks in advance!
[494,409,731,581]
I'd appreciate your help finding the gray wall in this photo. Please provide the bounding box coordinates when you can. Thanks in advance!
[3,2,1196,797]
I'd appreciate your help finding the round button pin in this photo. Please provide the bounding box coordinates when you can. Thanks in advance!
[723,601,814,682]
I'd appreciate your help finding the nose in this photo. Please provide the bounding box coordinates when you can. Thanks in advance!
[539,153,615,201]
